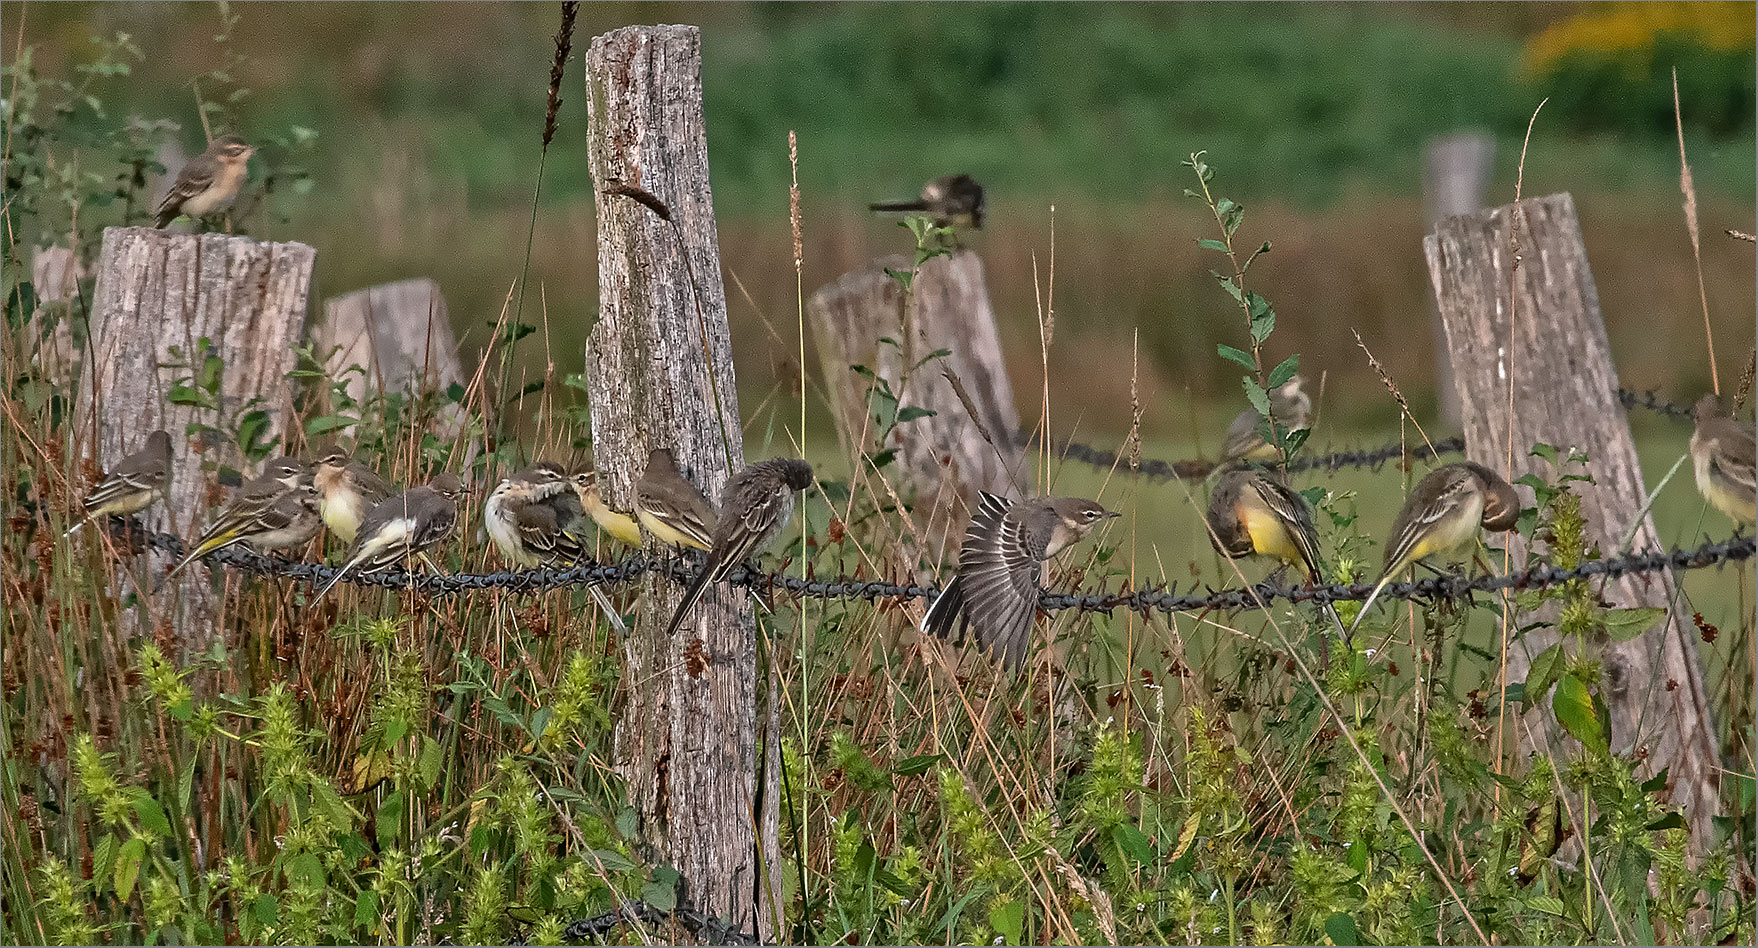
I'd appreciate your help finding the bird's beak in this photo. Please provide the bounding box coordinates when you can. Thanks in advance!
[1104,510,1121,519]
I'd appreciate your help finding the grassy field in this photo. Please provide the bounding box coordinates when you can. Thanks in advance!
[5,4,1756,944]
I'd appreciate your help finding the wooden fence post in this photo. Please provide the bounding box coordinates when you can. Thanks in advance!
[808,250,1022,554]
[317,277,464,434]
[76,226,315,647]
[1424,193,1723,852]
[27,245,82,380]
[1422,132,1494,427]
[582,25,776,934]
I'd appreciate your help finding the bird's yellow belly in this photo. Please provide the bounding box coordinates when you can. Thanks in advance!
[637,508,708,550]
[1241,506,1301,565]
[321,494,367,545]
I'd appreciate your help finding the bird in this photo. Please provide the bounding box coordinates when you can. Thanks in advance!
[1221,375,1311,465]
[1690,393,1756,524]
[316,472,466,599]
[485,463,584,568]
[1205,465,1348,642]
[1349,461,1521,634]
[635,448,718,552]
[572,470,644,548]
[919,491,1117,668]
[166,457,315,577]
[154,134,256,228]
[64,429,173,537]
[663,458,815,636]
[312,448,393,546]
[869,174,985,231]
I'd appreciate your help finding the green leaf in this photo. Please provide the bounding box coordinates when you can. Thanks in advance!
[131,792,172,838]
[1530,443,1559,465]
[989,899,1025,945]
[1525,895,1566,916]
[115,836,145,901]
[1324,911,1364,946]
[305,415,357,435]
[893,753,943,777]
[1112,823,1157,864]
[1169,811,1202,861]
[1522,643,1565,708]
[1647,813,1686,831]
[1553,674,1604,752]
[1196,237,1229,253]
[1246,292,1276,344]
[895,406,937,423]
[642,867,679,912]
[1217,344,1256,371]
[615,806,638,840]
[1602,606,1665,642]
[354,890,381,931]
[418,736,443,791]
[1243,378,1271,420]
[1210,269,1244,303]
[1640,767,1670,794]
[254,893,279,927]
[92,833,118,892]
[1268,354,1300,389]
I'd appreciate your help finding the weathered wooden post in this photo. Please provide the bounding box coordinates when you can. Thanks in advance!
[808,250,1022,552]
[1422,132,1494,427]
[76,227,315,646]
[316,277,464,434]
[26,245,82,380]
[582,25,775,933]
[1425,193,1723,851]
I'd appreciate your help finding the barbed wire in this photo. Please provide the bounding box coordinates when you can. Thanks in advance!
[1040,386,1695,481]
[118,521,1752,618]
[555,898,761,945]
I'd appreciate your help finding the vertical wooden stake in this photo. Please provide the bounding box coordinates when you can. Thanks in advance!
[582,25,774,933]
[809,250,1023,555]
[1425,193,1723,852]
[77,226,315,647]
[1422,132,1494,427]
[318,277,464,435]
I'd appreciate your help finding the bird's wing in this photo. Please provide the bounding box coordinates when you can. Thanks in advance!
[83,467,162,511]
[707,485,790,583]
[638,483,717,548]
[958,493,1041,667]
[1381,469,1473,575]
[155,153,221,218]
[348,462,394,504]
[516,501,586,564]
[1220,410,1265,461]
[1253,477,1325,582]
[1710,418,1758,487]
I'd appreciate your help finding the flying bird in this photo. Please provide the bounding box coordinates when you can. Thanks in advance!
[869,174,985,231]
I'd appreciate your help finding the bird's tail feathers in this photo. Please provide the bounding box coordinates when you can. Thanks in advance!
[869,200,930,213]
[663,563,718,637]
[919,574,964,641]
[1347,575,1395,637]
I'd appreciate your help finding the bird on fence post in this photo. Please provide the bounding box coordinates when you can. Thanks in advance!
[1690,394,1756,525]
[1222,375,1311,465]
[635,448,718,552]
[1349,461,1520,635]
[154,134,255,229]
[1204,465,1349,658]
[313,448,393,546]
[920,490,1118,668]
[869,174,985,231]
[166,457,320,577]
[64,429,173,537]
[317,473,466,598]
[663,458,815,636]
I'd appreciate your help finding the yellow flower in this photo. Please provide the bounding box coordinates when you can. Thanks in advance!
[1522,1,1755,78]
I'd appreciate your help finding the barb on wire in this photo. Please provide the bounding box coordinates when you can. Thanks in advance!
[1615,387,1696,420]
[107,519,1752,620]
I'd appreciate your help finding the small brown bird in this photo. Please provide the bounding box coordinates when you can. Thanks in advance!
[1222,375,1311,465]
[635,448,718,552]
[1350,461,1521,634]
[1205,466,1347,642]
[312,448,393,546]
[317,473,466,598]
[920,491,1117,668]
[166,457,315,577]
[869,174,985,230]
[65,429,173,537]
[664,458,814,636]
[155,134,256,228]
[1690,394,1756,524]
[485,463,584,568]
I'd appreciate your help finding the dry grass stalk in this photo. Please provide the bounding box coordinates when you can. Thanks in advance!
[1673,68,1718,395]
[542,2,579,150]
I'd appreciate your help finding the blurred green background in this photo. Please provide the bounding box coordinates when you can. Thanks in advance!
[10,1,1755,440]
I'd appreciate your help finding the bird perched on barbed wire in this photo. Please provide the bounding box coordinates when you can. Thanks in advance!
[1222,375,1311,465]
[317,473,466,598]
[572,470,644,549]
[636,448,718,552]
[921,491,1117,668]
[154,134,255,229]
[486,463,584,568]
[64,429,173,537]
[1350,461,1520,634]
[1690,393,1756,525]
[313,448,393,546]
[1205,465,1348,655]
[869,174,985,231]
[167,457,318,577]
[664,458,815,636]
